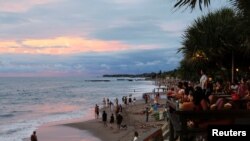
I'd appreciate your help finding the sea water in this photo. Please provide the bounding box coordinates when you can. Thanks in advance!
[0,77,155,141]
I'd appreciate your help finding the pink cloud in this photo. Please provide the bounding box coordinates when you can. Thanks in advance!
[0,71,88,77]
[0,0,59,13]
[0,36,134,54]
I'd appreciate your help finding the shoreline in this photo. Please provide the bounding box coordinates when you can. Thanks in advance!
[30,98,167,141]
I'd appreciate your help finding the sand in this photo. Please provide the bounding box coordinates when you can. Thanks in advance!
[33,98,167,141]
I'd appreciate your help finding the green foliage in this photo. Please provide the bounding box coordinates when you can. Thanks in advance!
[178,8,250,81]
[174,0,210,10]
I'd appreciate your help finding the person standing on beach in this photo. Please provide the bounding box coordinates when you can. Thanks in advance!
[115,105,119,116]
[124,96,127,105]
[145,94,148,104]
[30,131,37,141]
[115,98,119,106]
[129,95,132,105]
[103,97,106,107]
[119,104,123,113]
[107,98,109,108]
[145,107,149,122]
[95,104,99,119]
[109,113,114,129]
[102,111,108,127]
[110,101,114,112]
[116,113,123,129]
[133,131,139,141]
[133,97,136,105]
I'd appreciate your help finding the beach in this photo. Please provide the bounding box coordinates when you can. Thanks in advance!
[0,77,157,141]
[33,98,167,141]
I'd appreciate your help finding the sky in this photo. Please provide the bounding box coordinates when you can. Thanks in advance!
[0,0,229,77]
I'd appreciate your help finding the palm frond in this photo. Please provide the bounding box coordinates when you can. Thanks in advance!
[174,0,210,10]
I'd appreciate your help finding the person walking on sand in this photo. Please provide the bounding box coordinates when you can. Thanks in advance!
[30,131,37,141]
[110,101,114,112]
[116,113,123,130]
[145,107,149,122]
[95,104,99,119]
[119,104,123,113]
[133,131,139,141]
[102,110,107,127]
[109,113,114,129]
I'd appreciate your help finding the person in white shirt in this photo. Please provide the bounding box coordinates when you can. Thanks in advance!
[133,131,139,141]
[200,69,207,90]
[230,80,239,92]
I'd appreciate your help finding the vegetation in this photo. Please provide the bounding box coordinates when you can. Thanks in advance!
[103,73,157,79]
[174,0,211,10]
[174,0,250,82]
[103,70,179,79]
[104,1,250,82]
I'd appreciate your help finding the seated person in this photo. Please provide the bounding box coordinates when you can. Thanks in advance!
[167,87,175,97]
[238,78,249,99]
[214,79,224,93]
[176,82,185,99]
[179,87,232,128]
[180,86,208,111]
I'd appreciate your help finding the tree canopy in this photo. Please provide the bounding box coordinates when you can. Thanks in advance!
[178,8,250,81]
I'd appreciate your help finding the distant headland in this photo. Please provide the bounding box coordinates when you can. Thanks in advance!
[103,69,178,79]
[102,73,155,78]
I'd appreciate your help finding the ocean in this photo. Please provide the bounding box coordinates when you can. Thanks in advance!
[0,77,155,141]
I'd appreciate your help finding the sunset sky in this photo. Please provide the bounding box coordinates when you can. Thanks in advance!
[0,0,228,77]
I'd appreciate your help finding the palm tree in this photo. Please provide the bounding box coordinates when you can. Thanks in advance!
[175,0,250,43]
[175,0,250,81]
[174,0,210,10]
[232,0,250,50]
[178,8,244,81]
[174,0,250,12]
[174,0,250,44]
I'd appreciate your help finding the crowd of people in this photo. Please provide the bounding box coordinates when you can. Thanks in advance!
[91,69,250,141]
[166,69,250,129]
[95,95,135,130]
[94,93,143,140]
[167,69,250,110]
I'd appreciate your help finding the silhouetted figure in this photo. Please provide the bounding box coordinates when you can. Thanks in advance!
[102,110,107,127]
[116,113,123,129]
[145,107,149,122]
[119,104,123,113]
[30,131,37,141]
[95,104,99,119]
[110,113,114,123]
[110,113,114,129]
